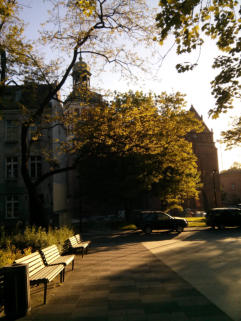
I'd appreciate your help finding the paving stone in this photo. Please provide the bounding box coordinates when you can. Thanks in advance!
[170,311,189,321]
[17,232,234,321]
[147,312,172,321]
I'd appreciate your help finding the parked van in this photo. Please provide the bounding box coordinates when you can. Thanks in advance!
[206,207,241,229]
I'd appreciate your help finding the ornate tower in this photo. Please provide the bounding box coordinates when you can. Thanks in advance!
[65,55,102,221]
[72,55,91,94]
[186,106,222,210]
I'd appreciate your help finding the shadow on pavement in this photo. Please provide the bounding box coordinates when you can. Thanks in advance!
[87,230,182,254]
[17,230,233,321]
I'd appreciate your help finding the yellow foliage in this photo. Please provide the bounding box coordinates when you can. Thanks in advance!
[64,91,202,208]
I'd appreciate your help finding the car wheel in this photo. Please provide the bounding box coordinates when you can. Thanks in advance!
[211,225,216,230]
[176,225,184,233]
[144,226,152,234]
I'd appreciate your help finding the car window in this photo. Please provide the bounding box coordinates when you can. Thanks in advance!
[142,214,154,220]
[157,213,169,221]
[209,209,241,216]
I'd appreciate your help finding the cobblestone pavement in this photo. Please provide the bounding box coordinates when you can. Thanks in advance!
[17,231,233,321]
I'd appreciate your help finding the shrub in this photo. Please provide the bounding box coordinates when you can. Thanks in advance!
[0,246,32,268]
[0,225,74,266]
[10,225,74,252]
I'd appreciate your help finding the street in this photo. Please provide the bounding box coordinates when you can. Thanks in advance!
[143,227,241,321]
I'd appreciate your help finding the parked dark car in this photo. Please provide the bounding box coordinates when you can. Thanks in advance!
[206,207,241,229]
[133,210,188,234]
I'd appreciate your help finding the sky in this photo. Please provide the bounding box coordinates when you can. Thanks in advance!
[19,0,241,172]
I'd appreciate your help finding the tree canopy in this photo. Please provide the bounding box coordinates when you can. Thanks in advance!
[155,0,241,146]
[0,0,33,83]
[0,0,156,225]
[221,116,241,148]
[65,91,203,211]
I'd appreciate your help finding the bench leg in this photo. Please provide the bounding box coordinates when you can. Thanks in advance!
[72,260,74,271]
[44,283,47,305]
[60,269,65,282]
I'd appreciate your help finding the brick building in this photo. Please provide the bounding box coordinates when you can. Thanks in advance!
[220,169,241,206]
[185,106,222,211]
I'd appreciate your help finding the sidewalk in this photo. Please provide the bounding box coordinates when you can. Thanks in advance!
[18,232,232,321]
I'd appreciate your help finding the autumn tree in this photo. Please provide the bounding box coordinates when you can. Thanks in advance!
[64,91,203,212]
[0,0,155,226]
[0,0,34,83]
[221,117,241,148]
[155,0,241,146]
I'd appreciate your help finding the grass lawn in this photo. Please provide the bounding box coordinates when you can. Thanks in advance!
[120,217,207,230]
[120,224,137,230]
[185,217,207,227]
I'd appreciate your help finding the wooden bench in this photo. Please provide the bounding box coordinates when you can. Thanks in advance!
[75,234,91,253]
[40,245,75,281]
[15,251,64,304]
[65,234,91,257]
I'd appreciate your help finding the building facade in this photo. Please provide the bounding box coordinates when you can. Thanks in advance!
[0,84,68,228]
[220,170,241,206]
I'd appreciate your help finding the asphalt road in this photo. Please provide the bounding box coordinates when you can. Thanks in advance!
[143,227,241,321]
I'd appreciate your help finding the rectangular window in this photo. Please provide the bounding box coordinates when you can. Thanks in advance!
[5,120,18,141]
[30,156,42,178]
[6,157,18,178]
[5,195,19,219]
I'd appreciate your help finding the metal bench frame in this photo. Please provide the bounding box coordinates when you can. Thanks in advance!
[15,251,64,304]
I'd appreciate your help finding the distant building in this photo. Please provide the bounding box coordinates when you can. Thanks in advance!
[220,169,241,206]
[0,84,67,227]
[185,106,222,211]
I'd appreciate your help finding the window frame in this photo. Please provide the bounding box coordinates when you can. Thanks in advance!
[5,119,18,142]
[5,195,19,219]
[30,155,42,179]
[5,156,18,179]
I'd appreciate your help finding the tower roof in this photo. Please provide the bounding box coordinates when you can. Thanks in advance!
[189,105,210,133]
[72,54,91,76]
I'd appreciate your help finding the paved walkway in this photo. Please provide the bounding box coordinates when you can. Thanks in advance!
[18,231,232,321]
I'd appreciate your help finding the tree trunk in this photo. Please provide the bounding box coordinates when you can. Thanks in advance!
[28,185,47,226]
[21,124,46,227]
[0,49,6,83]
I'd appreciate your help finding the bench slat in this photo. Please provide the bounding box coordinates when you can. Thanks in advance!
[65,234,91,258]
[32,265,64,282]
[75,234,91,246]
[14,250,64,304]
[40,245,75,279]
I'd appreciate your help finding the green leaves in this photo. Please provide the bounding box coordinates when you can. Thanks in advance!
[67,91,202,210]
[0,0,34,83]
[221,116,241,148]
[156,0,241,120]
